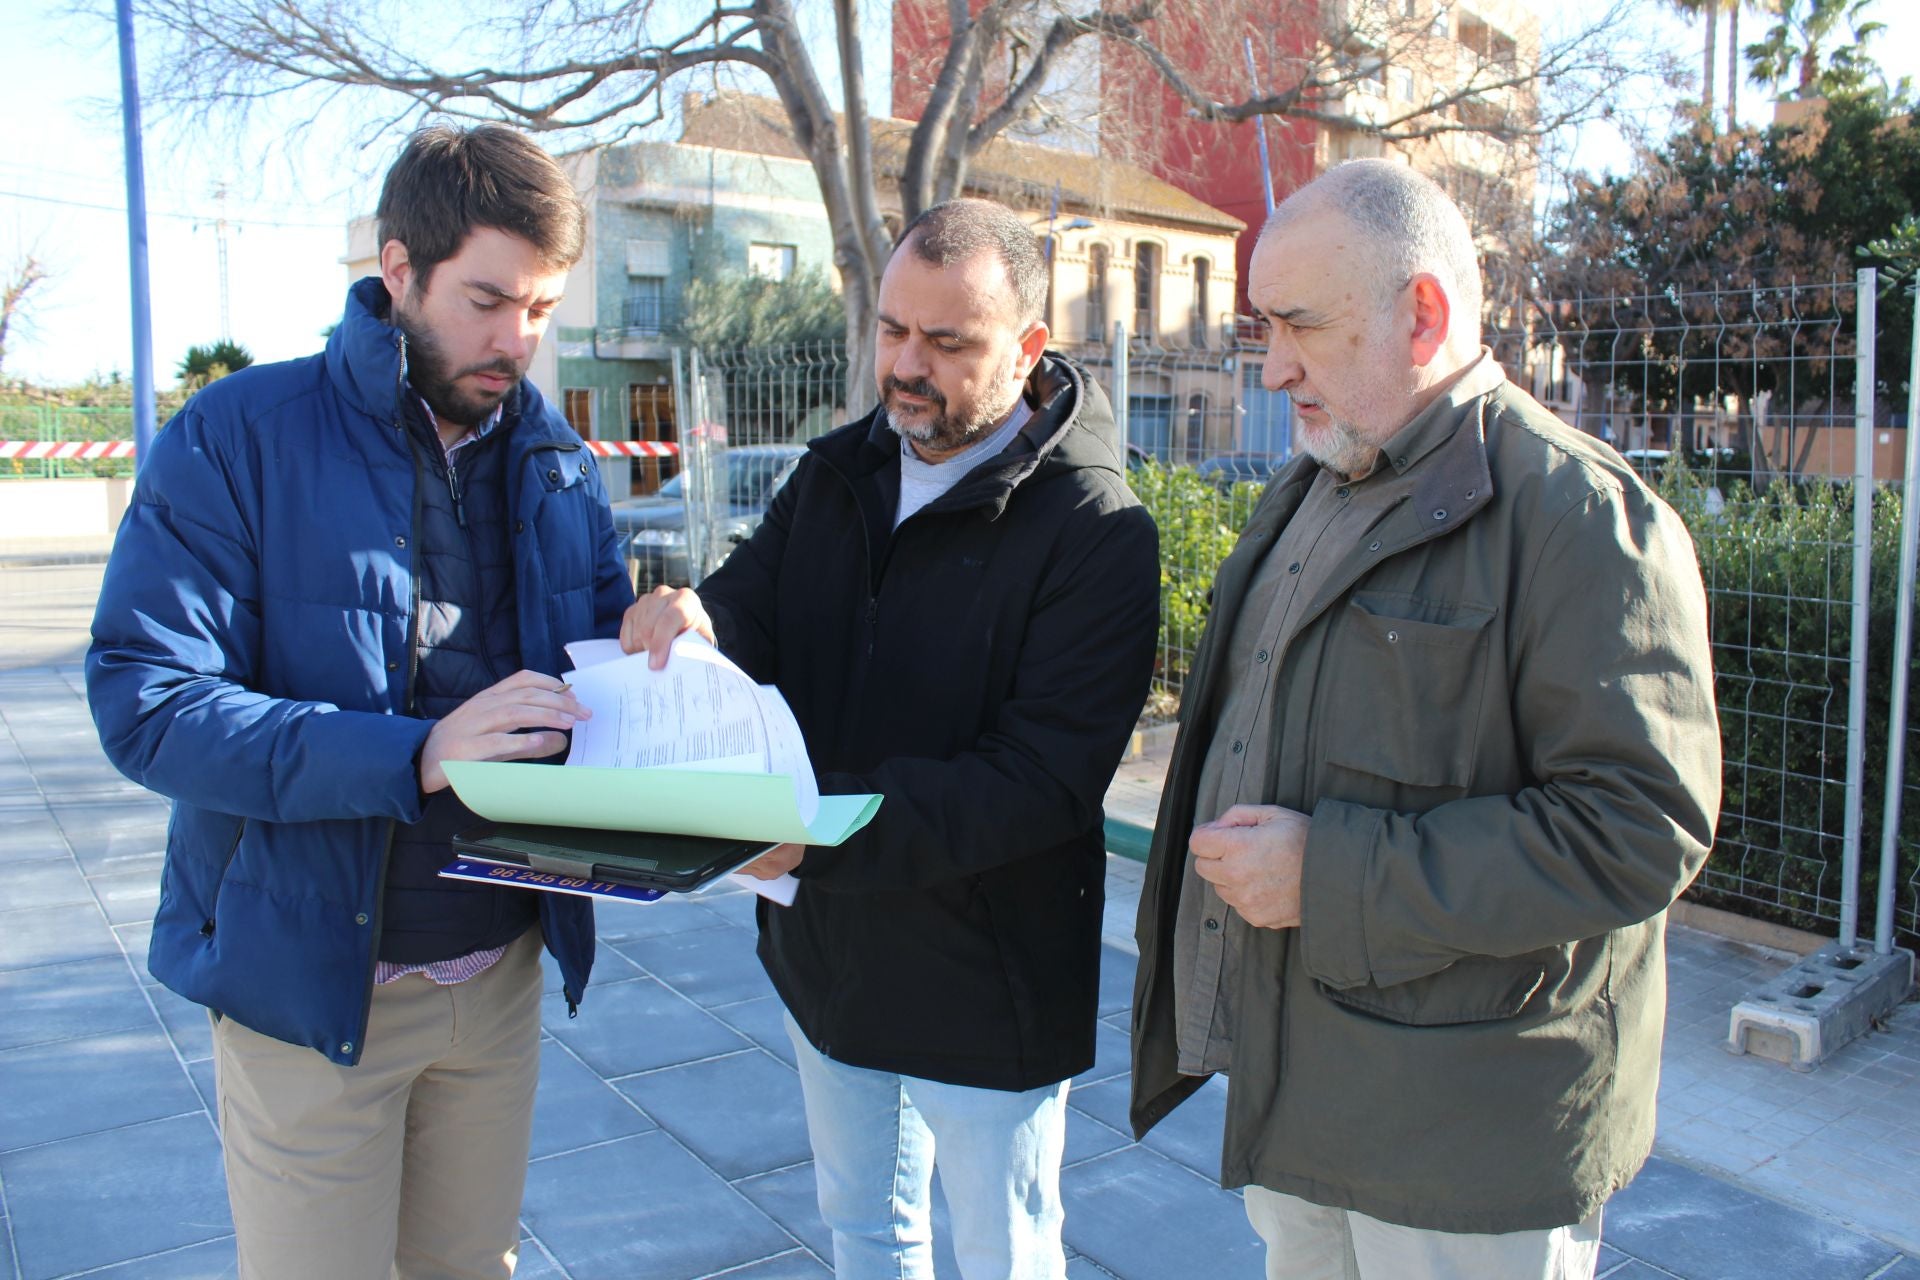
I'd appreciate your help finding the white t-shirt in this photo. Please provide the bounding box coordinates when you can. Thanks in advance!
[894,398,1034,529]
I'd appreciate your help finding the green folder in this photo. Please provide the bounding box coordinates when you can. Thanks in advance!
[442,761,882,847]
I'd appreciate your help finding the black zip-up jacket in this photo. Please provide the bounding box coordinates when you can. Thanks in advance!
[697,355,1160,1090]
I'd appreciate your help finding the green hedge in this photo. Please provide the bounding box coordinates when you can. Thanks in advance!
[1131,458,1919,945]
[1666,469,1917,946]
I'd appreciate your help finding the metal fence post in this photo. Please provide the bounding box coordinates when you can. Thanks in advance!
[1111,320,1129,460]
[1840,269,1877,951]
[1878,286,1920,956]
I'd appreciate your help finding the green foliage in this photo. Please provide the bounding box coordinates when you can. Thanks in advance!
[681,269,845,353]
[1744,0,1886,98]
[1661,464,1917,944]
[1129,463,1266,714]
[176,340,254,392]
[1543,90,1920,408]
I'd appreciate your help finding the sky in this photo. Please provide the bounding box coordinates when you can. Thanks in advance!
[3,0,1919,390]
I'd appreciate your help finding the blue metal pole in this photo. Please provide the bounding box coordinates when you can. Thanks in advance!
[1244,37,1276,217]
[115,0,157,469]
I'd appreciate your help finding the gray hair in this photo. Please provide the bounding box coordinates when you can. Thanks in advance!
[1263,159,1482,328]
[895,198,1048,328]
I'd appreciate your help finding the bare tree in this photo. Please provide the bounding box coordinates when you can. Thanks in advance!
[125,0,1672,413]
[0,252,49,378]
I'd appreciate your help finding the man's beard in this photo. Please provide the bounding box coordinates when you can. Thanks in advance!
[393,302,521,428]
[881,375,1012,455]
[1297,410,1380,479]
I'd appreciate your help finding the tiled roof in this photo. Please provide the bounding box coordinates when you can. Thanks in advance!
[676,91,1244,235]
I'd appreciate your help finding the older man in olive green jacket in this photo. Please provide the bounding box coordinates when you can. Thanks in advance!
[1129,161,1720,1278]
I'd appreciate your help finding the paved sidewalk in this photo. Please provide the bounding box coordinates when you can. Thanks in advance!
[2,562,1917,1279]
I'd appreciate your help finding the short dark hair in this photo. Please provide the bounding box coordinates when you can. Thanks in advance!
[894,198,1047,328]
[375,123,585,290]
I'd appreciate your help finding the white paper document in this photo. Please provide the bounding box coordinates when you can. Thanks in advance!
[563,635,822,826]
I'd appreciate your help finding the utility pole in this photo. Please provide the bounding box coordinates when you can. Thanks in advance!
[213,183,232,342]
[114,0,156,469]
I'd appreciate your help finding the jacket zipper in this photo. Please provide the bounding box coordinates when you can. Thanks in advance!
[199,817,248,938]
[352,338,424,1064]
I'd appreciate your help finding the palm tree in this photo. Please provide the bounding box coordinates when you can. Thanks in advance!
[1668,0,1721,120]
[1745,0,1885,99]
[176,339,253,392]
[1672,0,1762,129]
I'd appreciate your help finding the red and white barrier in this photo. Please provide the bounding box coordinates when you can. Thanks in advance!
[2,439,683,462]
[583,440,681,457]
[0,441,138,460]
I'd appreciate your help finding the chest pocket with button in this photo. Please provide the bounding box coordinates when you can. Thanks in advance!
[1317,590,1496,793]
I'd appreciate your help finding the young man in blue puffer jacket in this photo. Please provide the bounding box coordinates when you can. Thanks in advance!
[87,123,634,1279]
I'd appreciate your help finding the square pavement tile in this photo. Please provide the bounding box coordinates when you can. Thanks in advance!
[512,1237,565,1280]
[0,954,152,1052]
[150,984,215,1063]
[712,996,800,1069]
[1069,1072,1226,1180]
[1605,1156,1901,1280]
[0,858,92,911]
[735,1163,830,1261]
[716,1250,832,1278]
[613,1048,813,1181]
[522,1130,794,1280]
[1097,944,1136,1019]
[1063,1108,1132,1169]
[1060,1145,1263,1280]
[46,799,171,876]
[0,901,121,972]
[0,810,69,865]
[0,1025,202,1151]
[691,884,762,928]
[612,924,774,1009]
[90,865,165,926]
[539,939,645,996]
[80,1237,238,1277]
[530,1037,657,1160]
[117,919,160,982]
[2,1114,230,1280]
[545,977,748,1076]
[593,894,733,943]
[1072,1018,1132,1089]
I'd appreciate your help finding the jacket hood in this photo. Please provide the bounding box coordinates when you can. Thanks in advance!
[816,353,1127,522]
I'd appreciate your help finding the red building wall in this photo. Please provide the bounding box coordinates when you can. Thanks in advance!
[889,2,1324,312]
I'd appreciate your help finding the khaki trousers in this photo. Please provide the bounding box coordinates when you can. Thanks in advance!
[210,928,545,1280]
[1245,1185,1603,1280]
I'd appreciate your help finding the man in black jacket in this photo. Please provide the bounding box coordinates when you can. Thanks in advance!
[622,198,1159,1279]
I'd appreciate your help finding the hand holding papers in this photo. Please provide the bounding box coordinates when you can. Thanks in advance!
[440,636,880,851]
[560,635,822,825]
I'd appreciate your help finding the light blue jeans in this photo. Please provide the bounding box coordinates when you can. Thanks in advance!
[784,1010,1070,1280]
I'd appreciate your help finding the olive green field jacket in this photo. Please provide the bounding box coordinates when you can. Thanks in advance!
[1129,365,1721,1235]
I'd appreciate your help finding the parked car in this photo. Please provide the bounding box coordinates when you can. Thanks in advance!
[611,444,806,589]
[1194,451,1286,490]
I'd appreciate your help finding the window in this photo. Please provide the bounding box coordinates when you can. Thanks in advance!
[1134,242,1159,340]
[1087,244,1109,341]
[1184,392,1210,462]
[626,384,677,495]
[1391,67,1416,101]
[1350,55,1387,97]
[625,238,669,277]
[748,242,797,281]
[1189,257,1211,348]
[623,276,667,333]
[562,388,594,439]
